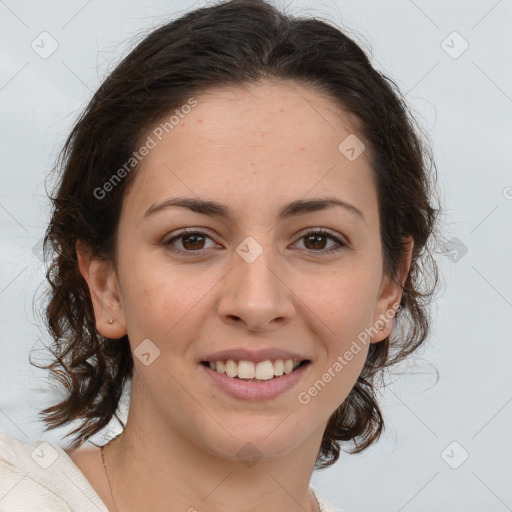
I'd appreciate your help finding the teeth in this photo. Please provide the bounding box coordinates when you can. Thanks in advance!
[238,360,255,379]
[255,360,274,380]
[207,358,303,380]
[284,359,294,374]
[225,359,237,378]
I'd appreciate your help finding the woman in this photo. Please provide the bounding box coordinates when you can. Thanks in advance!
[0,1,440,511]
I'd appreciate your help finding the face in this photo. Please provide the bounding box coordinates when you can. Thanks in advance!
[80,80,408,462]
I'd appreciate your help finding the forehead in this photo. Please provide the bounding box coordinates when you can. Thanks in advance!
[123,80,377,224]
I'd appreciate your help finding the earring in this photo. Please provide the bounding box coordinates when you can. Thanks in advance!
[108,318,114,324]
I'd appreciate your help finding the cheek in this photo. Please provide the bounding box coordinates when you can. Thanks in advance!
[119,262,213,342]
[298,342,368,418]
[303,268,380,339]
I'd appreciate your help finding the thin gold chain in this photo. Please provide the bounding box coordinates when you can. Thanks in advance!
[100,442,121,512]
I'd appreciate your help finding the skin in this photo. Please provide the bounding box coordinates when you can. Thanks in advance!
[70,79,413,512]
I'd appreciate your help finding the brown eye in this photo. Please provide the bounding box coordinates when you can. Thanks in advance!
[163,228,347,256]
[181,233,206,250]
[303,234,328,250]
[295,229,347,254]
[164,229,217,253]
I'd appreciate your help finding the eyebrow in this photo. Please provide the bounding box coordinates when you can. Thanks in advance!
[144,196,365,222]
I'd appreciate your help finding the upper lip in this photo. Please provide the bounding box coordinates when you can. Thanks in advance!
[201,348,310,363]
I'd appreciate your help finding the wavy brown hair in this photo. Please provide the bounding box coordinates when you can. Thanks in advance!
[32,0,441,470]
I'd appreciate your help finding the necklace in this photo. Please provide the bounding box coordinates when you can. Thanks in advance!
[100,442,321,512]
[100,442,121,512]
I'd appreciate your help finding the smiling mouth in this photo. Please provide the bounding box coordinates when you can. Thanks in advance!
[200,359,310,381]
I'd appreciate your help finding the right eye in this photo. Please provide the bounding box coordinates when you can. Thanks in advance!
[163,228,220,254]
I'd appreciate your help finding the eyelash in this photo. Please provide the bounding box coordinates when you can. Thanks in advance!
[163,227,347,256]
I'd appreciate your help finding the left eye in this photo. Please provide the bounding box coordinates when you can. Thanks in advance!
[295,229,346,252]
[163,228,346,254]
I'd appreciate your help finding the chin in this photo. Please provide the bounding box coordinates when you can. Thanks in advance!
[193,415,312,463]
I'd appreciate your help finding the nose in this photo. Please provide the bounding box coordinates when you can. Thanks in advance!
[216,241,295,332]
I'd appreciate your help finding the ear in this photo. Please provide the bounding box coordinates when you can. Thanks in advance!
[369,236,414,344]
[76,240,127,339]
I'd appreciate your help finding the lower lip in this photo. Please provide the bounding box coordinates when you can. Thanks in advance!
[201,362,310,401]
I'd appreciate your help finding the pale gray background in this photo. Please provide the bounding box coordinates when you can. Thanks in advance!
[1,1,511,511]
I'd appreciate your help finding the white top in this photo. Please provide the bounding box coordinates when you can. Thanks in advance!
[0,431,345,512]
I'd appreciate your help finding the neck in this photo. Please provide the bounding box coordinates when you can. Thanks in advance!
[101,397,325,512]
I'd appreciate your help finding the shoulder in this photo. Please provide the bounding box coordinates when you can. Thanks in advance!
[0,430,108,512]
[310,485,347,512]
[0,430,71,511]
